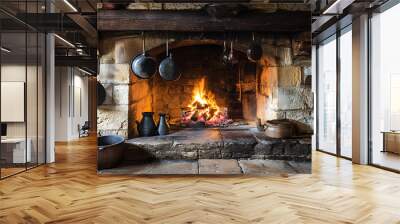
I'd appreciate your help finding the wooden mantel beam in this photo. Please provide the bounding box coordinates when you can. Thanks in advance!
[97,10,310,32]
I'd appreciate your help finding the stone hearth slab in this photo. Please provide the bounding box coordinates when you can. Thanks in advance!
[238,160,297,175]
[170,129,223,159]
[198,159,242,175]
[288,161,311,173]
[99,160,198,175]
[125,128,311,161]
[220,129,257,159]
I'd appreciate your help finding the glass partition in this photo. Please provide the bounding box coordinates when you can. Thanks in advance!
[317,35,337,154]
[1,30,28,177]
[0,1,46,179]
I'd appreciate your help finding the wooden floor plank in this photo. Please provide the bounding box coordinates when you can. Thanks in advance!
[0,137,400,223]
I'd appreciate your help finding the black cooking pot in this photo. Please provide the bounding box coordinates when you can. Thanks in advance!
[159,54,180,81]
[131,53,157,79]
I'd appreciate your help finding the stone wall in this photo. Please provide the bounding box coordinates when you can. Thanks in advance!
[256,32,313,132]
[97,32,312,138]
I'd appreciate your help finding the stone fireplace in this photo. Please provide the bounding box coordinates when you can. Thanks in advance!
[96,3,312,174]
[98,32,312,138]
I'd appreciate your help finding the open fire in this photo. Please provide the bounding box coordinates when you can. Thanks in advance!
[181,77,232,127]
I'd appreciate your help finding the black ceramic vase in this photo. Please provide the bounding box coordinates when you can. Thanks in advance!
[157,113,170,136]
[136,112,157,137]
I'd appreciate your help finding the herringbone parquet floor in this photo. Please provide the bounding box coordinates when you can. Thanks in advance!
[1,137,400,224]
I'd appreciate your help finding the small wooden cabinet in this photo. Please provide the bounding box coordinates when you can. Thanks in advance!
[382,132,400,154]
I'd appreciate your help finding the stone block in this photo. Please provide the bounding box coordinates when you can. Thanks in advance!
[292,32,311,57]
[221,130,257,159]
[275,36,291,47]
[254,143,272,155]
[102,83,113,105]
[278,66,302,87]
[99,64,130,84]
[97,105,128,138]
[238,159,297,175]
[277,47,293,66]
[199,148,221,159]
[168,86,184,95]
[113,84,129,105]
[100,160,198,175]
[126,136,173,154]
[198,159,242,175]
[272,144,284,155]
[288,161,311,173]
[277,87,313,110]
[184,85,194,94]
[284,143,301,156]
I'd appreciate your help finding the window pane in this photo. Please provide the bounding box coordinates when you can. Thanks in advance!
[318,36,337,154]
[371,3,400,171]
[340,28,352,158]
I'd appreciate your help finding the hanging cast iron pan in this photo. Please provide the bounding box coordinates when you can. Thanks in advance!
[247,33,263,62]
[228,40,238,65]
[222,40,230,65]
[131,33,157,79]
[97,82,106,106]
[159,35,181,81]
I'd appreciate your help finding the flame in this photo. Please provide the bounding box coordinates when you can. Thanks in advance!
[182,77,230,126]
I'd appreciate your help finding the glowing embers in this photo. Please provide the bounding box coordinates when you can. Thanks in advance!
[181,77,232,127]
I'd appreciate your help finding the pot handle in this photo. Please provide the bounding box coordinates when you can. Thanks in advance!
[142,32,146,55]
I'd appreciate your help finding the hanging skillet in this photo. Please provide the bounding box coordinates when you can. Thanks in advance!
[222,40,229,65]
[159,34,181,81]
[247,32,263,62]
[228,40,238,65]
[131,32,157,79]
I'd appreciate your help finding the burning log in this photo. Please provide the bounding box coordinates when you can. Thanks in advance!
[180,77,233,127]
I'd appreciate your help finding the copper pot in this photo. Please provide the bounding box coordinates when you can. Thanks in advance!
[264,119,294,139]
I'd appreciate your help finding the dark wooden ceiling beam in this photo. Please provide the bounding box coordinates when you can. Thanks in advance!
[98,10,310,32]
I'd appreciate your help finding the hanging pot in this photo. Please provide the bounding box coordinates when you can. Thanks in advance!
[228,40,238,65]
[131,33,157,79]
[222,40,229,65]
[97,82,106,106]
[159,36,181,81]
[247,33,263,62]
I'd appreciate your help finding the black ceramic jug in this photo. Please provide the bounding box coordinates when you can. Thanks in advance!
[136,112,157,137]
[157,113,170,136]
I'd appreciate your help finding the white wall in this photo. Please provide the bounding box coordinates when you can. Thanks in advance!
[54,67,89,141]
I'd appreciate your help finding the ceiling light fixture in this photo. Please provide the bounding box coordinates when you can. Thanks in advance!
[78,67,93,76]
[1,47,11,53]
[63,0,78,12]
[322,0,354,15]
[54,34,75,48]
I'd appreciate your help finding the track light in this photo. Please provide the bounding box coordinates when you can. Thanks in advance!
[63,0,78,12]
[322,0,354,15]
[1,47,11,53]
[78,67,93,76]
[54,34,75,48]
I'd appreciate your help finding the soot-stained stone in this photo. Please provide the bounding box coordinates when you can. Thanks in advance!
[221,130,257,159]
